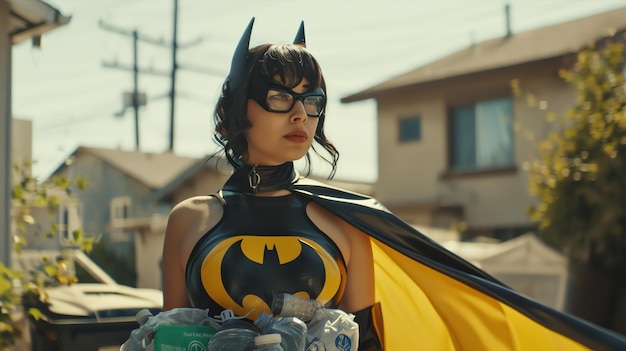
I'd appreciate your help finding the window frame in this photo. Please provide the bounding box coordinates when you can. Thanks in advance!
[398,115,422,143]
[56,204,70,242]
[110,197,131,223]
[55,202,83,245]
[110,196,132,241]
[446,96,516,175]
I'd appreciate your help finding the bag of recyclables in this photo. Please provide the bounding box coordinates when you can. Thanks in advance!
[120,308,219,351]
[306,309,359,351]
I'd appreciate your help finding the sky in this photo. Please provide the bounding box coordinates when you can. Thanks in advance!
[11,0,626,182]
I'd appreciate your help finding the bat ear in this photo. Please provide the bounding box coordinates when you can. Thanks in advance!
[225,17,255,96]
[293,20,305,47]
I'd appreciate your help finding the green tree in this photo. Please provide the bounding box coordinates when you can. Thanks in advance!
[527,39,626,332]
[0,160,91,350]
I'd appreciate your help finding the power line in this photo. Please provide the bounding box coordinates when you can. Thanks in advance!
[98,0,206,152]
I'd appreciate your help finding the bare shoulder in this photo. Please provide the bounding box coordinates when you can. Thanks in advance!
[162,195,223,309]
[165,195,224,261]
[170,195,222,220]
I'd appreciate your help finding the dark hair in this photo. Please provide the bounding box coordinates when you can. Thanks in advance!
[212,43,339,178]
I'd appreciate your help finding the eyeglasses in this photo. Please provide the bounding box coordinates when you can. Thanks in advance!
[249,78,326,118]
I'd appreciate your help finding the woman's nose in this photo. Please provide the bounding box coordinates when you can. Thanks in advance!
[289,100,308,123]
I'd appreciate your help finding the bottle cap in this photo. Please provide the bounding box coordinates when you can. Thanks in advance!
[220,309,237,321]
[219,309,260,332]
[254,334,282,346]
[136,309,153,325]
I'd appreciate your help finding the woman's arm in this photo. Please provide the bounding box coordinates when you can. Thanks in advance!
[337,220,375,313]
[336,215,384,350]
[161,202,194,310]
[161,196,223,310]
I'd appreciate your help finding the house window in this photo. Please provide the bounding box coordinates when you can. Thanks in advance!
[450,97,514,171]
[399,116,422,142]
[56,203,82,245]
[111,197,131,221]
[110,197,131,241]
[56,205,70,242]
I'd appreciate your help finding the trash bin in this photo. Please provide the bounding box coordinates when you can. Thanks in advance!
[28,314,147,351]
[26,288,164,351]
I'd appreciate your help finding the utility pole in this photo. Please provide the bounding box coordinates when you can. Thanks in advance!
[169,0,178,152]
[132,30,139,149]
[164,0,211,150]
[100,21,169,150]
[99,0,203,152]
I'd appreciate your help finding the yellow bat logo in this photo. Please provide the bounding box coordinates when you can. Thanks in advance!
[200,235,345,319]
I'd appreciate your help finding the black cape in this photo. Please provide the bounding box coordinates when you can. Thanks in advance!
[291,177,626,351]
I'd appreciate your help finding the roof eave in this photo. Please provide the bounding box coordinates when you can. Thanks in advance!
[341,89,380,103]
[8,0,72,44]
[341,53,570,103]
[150,156,228,202]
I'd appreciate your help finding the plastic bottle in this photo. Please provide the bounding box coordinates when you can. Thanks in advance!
[253,334,284,351]
[120,309,155,351]
[136,309,153,326]
[271,293,323,322]
[254,312,307,351]
[207,309,260,351]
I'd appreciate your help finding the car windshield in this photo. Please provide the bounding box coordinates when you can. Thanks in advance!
[75,261,101,284]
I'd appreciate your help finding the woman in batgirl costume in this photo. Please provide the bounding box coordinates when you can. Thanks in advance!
[162,18,382,350]
[162,18,625,351]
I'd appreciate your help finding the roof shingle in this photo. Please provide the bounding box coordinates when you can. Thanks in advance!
[342,6,626,103]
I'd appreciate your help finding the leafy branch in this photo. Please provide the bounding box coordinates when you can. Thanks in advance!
[0,160,91,350]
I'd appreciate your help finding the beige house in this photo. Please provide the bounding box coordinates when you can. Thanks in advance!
[342,7,626,239]
[46,147,229,289]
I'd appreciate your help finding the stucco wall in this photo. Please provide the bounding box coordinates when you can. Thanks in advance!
[135,229,165,289]
[171,167,232,206]
[377,90,448,205]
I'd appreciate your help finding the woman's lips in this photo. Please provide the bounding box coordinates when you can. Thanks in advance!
[284,130,308,143]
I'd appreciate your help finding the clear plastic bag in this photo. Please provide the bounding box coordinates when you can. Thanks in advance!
[306,309,359,351]
[254,312,307,351]
[120,308,220,351]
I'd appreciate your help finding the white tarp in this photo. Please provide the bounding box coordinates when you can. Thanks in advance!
[421,229,568,311]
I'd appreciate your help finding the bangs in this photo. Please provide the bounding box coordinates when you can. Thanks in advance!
[255,44,323,89]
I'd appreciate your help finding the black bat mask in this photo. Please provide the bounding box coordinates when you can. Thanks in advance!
[225,18,306,99]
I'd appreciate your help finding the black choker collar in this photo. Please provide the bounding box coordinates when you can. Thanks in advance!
[223,162,299,194]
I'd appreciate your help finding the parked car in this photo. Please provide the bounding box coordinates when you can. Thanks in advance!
[12,249,163,351]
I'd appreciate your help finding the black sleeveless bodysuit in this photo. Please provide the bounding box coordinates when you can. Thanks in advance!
[185,188,347,320]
